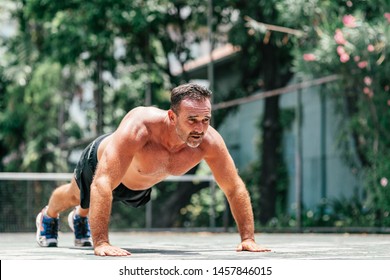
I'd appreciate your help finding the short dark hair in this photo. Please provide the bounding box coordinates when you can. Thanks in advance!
[170,83,212,114]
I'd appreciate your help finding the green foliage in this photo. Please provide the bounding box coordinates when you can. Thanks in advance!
[0,84,27,171]
[110,202,147,229]
[1,0,200,172]
[1,60,71,172]
[1,0,226,229]
[2,0,387,230]
[258,191,389,229]
[276,193,389,228]
[22,61,65,171]
[178,186,227,228]
[276,0,390,226]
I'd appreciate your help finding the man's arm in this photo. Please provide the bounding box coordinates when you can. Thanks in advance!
[89,116,148,256]
[204,128,270,252]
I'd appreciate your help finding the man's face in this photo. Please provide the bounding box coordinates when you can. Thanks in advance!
[173,98,212,148]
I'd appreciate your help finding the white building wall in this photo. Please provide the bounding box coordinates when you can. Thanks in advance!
[218,79,363,212]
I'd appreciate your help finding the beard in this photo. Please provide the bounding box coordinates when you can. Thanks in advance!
[186,133,204,148]
[176,127,204,148]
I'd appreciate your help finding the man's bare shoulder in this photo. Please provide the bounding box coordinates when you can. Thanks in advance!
[115,106,167,140]
[119,106,166,129]
[202,126,227,151]
[124,106,166,122]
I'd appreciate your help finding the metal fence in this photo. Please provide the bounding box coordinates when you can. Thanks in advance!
[0,172,217,232]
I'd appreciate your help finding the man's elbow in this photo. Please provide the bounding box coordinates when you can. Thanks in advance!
[224,182,249,201]
[91,177,113,199]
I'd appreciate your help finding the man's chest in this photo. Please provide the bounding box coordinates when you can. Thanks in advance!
[131,145,205,176]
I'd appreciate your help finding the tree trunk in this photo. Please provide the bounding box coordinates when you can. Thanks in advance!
[259,95,281,224]
[258,43,285,225]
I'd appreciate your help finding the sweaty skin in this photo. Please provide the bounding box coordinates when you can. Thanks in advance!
[48,98,271,256]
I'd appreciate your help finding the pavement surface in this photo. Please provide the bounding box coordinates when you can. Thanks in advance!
[1,231,390,260]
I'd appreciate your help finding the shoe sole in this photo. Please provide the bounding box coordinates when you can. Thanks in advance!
[75,240,93,247]
[36,211,58,247]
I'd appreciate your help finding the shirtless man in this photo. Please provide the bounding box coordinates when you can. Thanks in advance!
[36,83,271,256]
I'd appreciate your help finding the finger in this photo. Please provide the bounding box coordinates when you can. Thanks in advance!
[111,248,131,256]
[95,247,131,257]
[96,249,107,256]
[119,249,131,256]
[239,243,271,252]
[253,247,271,252]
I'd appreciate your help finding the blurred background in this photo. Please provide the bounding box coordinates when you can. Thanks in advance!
[0,0,389,233]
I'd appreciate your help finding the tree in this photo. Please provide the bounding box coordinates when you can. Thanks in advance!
[277,0,390,226]
[0,0,73,172]
[1,0,225,229]
[1,0,304,230]
[217,0,294,225]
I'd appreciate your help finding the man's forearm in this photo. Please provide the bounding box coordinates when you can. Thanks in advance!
[89,184,113,247]
[227,186,256,241]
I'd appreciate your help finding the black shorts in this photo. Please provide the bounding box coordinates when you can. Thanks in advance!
[74,133,152,209]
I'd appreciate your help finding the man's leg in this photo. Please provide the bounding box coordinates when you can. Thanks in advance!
[67,205,93,247]
[46,177,82,218]
[36,177,85,247]
[52,178,93,247]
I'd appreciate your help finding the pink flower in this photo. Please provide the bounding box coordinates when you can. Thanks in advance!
[364,76,372,86]
[340,53,350,63]
[334,29,347,45]
[364,88,373,98]
[354,56,360,62]
[343,15,357,28]
[346,1,353,7]
[357,61,368,68]
[385,13,390,23]
[381,177,388,187]
[337,46,346,56]
[385,85,390,91]
[303,53,316,61]
[388,100,390,106]
[367,44,375,52]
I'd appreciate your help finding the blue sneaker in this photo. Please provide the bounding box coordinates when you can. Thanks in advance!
[68,209,93,247]
[36,206,59,247]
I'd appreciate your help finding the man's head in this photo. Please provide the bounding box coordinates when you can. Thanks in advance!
[170,83,212,114]
[169,83,212,148]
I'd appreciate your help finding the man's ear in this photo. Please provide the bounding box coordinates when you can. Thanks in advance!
[168,109,176,123]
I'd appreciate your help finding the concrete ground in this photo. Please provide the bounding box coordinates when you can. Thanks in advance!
[1,231,390,260]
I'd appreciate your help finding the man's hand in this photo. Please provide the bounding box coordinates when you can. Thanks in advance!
[94,244,131,257]
[236,238,271,252]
